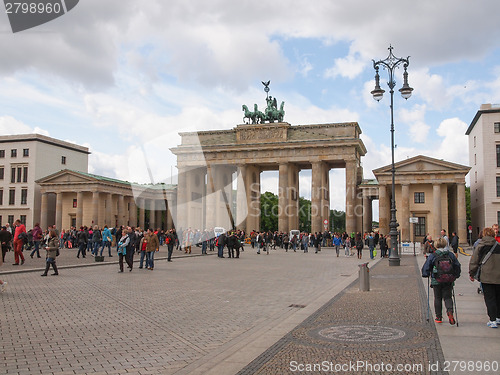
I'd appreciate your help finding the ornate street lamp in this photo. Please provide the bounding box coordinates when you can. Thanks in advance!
[371,45,413,266]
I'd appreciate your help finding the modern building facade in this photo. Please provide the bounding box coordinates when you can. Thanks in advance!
[0,134,89,228]
[466,103,500,238]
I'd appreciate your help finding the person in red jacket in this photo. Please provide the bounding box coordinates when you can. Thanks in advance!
[13,219,26,265]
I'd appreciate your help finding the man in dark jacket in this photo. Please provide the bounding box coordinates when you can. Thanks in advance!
[0,226,12,263]
[76,226,88,258]
[450,232,459,256]
[125,227,136,271]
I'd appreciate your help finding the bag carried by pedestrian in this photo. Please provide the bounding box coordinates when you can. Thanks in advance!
[433,252,457,283]
[474,243,498,281]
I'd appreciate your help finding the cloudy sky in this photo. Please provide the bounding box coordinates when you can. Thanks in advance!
[1,0,499,215]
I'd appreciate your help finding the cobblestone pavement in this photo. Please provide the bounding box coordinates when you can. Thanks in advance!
[1,246,367,375]
[237,256,447,375]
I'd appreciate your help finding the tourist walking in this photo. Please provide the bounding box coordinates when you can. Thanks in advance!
[12,219,26,266]
[100,225,113,257]
[76,226,88,258]
[166,229,175,261]
[422,238,461,325]
[0,226,12,263]
[41,229,59,276]
[0,232,7,292]
[30,223,43,258]
[469,227,500,328]
[146,228,159,270]
[91,225,102,256]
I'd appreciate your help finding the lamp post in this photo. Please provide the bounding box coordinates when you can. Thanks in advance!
[371,45,413,266]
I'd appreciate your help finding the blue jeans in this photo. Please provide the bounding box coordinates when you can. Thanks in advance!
[139,251,146,268]
[201,241,207,254]
[218,244,224,257]
[100,241,112,256]
[92,241,102,255]
[30,241,40,257]
[369,246,374,259]
[77,243,86,257]
[146,252,155,269]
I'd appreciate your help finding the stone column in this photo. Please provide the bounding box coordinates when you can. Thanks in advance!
[278,163,289,233]
[40,192,49,230]
[129,196,138,228]
[106,193,113,227]
[55,192,63,230]
[362,193,371,234]
[117,195,125,226]
[246,165,261,232]
[138,197,145,229]
[379,185,389,236]
[92,191,100,227]
[166,198,174,230]
[433,184,442,238]
[345,160,357,235]
[206,166,216,230]
[457,182,467,243]
[236,165,248,231]
[76,191,83,228]
[176,167,188,230]
[401,184,410,242]
[288,164,300,231]
[311,161,322,234]
[149,199,156,230]
[321,163,330,231]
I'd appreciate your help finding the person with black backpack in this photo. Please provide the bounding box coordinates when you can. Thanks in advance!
[422,237,461,325]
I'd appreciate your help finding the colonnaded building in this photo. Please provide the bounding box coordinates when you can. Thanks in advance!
[1,121,469,242]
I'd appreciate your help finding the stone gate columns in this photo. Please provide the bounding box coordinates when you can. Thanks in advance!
[137,197,145,229]
[214,166,235,230]
[245,165,261,233]
[311,161,330,234]
[401,184,410,242]
[378,185,389,236]
[149,199,156,230]
[40,192,49,230]
[76,192,83,228]
[457,182,466,242]
[287,164,299,232]
[345,160,358,235]
[176,167,188,230]
[278,163,289,233]
[129,196,137,228]
[117,195,125,226]
[236,165,248,231]
[433,184,442,238]
[92,191,100,226]
[105,193,113,227]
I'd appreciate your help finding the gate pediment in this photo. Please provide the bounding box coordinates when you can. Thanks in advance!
[236,123,290,144]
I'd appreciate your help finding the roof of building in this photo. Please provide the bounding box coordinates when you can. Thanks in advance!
[0,133,90,154]
[465,104,500,135]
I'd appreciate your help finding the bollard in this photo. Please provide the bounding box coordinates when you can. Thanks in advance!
[358,262,370,291]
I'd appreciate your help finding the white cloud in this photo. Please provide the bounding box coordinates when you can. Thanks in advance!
[0,116,50,136]
[325,52,366,80]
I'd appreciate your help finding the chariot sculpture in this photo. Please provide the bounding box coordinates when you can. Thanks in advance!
[242,81,285,124]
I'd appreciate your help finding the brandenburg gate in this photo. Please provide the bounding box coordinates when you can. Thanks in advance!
[170,121,366,234]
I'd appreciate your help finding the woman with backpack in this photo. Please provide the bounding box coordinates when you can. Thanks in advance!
[422,238,461,325]
[469,227,500,328]
[41,229,59,276]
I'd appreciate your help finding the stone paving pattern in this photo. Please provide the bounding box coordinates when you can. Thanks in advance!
[1,246,367,375]
[237,256,447,375]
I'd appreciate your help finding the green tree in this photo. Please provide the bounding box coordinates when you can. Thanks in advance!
[298,197,311,233]
[330,209,346,233]
[260,191,278,232]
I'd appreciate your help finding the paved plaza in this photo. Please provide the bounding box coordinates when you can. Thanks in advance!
[1,245,499,375]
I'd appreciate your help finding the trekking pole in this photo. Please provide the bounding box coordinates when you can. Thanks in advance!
[426,277,430,323]
[452,287,459,327]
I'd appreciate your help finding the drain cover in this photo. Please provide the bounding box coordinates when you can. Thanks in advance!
[316,325,406,342]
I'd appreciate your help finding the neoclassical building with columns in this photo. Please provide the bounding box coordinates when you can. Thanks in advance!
[37,170,176,230]
[360,155,470,243]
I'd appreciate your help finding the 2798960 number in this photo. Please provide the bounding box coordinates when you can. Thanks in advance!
[5,2,62,14]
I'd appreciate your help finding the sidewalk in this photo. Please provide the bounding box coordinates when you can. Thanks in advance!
[0,243,213,275]
[416,249,500,375]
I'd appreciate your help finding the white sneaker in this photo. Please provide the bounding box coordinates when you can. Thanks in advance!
[496,318,500,324]
[0,281,7,293]
[486,321,498,328]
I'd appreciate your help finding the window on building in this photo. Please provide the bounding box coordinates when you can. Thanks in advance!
[21,189,27,205]
[0,215,2,226]
[22,148,29,157]
[8,215,13,225]
[0,150,4,158]
[497,145,500,167]
[22,166,28,183]
[415,217,426,237]
[0,189,3,205]
[474,136,476,148]
[475,171,477,183]
[10,167,15,183]
[414,192,425,203]
[73,199,77,208]
[61,156,66,165]
[16,167,22,183]
[11,149,16,157]
[474,154,477,165]
[8,189,15,205]
[0,167,3,180]
[20,215,26,225]
[495,123,500,133]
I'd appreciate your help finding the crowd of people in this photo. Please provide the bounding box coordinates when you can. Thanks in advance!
[1,219,499,331]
